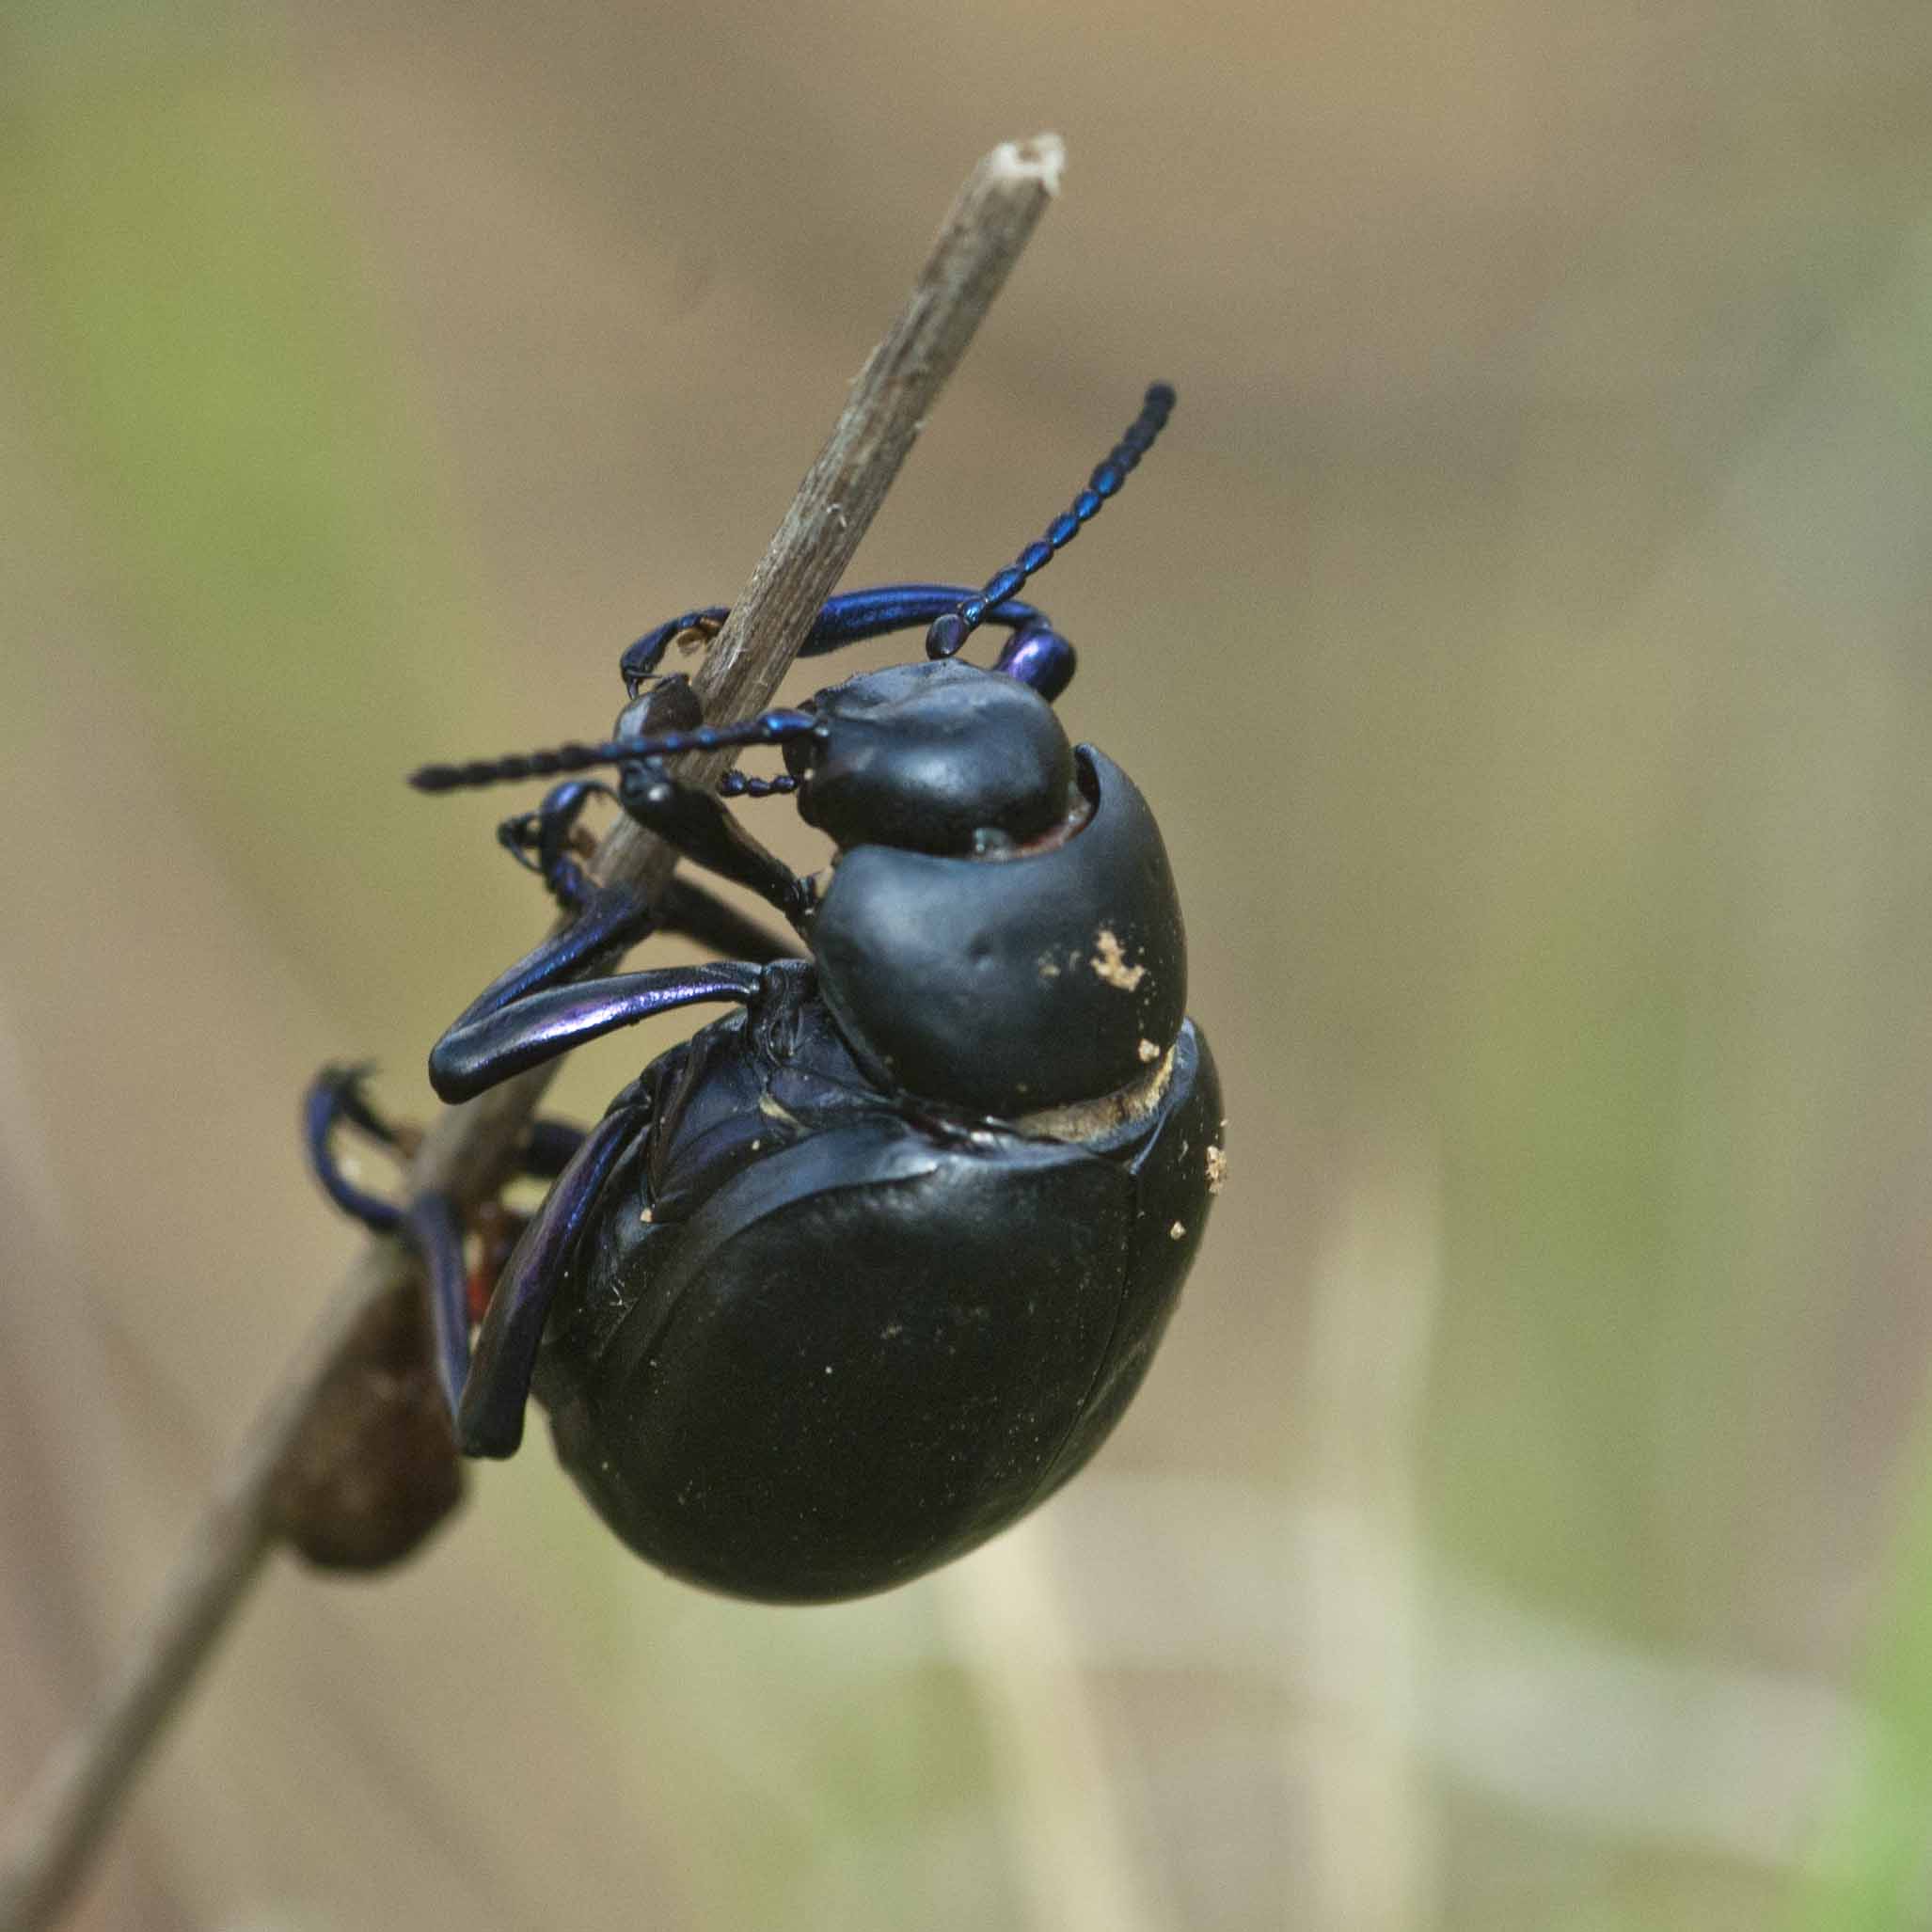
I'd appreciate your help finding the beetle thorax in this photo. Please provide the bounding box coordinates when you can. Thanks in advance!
[807,746,1190,1119]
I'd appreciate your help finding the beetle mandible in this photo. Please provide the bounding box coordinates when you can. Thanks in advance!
[308,384,1224,1602]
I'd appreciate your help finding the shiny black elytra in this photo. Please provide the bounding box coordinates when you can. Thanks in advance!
[309,385,1224,1603]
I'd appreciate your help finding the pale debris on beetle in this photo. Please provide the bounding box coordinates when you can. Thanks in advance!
[1090,926,1147,991]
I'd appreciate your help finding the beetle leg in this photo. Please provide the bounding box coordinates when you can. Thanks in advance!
[613,763,813,929]
[303,1066,407,1233]
[618,606,729,691]
[448,661,742,1006]
[404,1189,472,1415]
[430,961,762,1101]
[454,836,800,1068]
[423,851,792,1116]
[619,586,1048,691]
[986,620,1077,700]
[493,767,805,949]
[458,1103,640,1456]
[304,1072,594,1419]
[441,879,662,1050]
[304,1065,586,1233]
[497,779,615,914]
[804,585,1047,657]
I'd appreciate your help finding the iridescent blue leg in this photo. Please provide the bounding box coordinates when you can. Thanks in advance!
[303,1067,405,1232]
[492,764,803,956]
[619,585,1046,690]
[619,607,727,690]
[430,961,762,1101]
[442,879,661,1053]
[304,1072,589,1422]
[404,1190,472,1415]
[435,755,789,1104]
[497,780,614,913]
[800,586,1046,658]
[457,1103,640,1456]
[800,587,1075,698]
[303,1065,587,1233]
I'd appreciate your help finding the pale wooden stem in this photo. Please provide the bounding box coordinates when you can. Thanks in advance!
[0,132,1063,1932]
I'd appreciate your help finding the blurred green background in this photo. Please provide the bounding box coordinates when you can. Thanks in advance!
[4,1,1930,1926]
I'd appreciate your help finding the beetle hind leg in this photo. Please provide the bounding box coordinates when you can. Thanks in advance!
[303,1067,597,1426]
[402,1190,471,1417]
[458,1102,640,1457]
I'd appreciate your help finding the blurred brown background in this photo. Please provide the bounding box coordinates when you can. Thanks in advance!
[5,1,1931,1926]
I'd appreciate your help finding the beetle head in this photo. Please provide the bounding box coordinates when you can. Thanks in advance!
[783,659,1075,857]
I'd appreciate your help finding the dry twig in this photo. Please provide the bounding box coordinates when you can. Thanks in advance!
[0,132,1064,1932]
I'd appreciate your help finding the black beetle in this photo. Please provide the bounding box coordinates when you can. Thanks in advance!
[309,385,1224,1602]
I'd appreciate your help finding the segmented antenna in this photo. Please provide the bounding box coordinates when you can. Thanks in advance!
[717,770,800,799]
[926,382,1176,660]
[410,709,821,794]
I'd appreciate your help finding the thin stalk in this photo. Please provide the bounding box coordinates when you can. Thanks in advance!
[0,132,1064,1932]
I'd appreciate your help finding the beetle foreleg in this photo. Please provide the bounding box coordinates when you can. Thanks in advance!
[619,587,1045,691]
[799,586,1047,660]
[618,606,729,693]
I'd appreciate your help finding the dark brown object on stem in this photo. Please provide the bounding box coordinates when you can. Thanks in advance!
[268,1276,465,1571]
[0,131,1064,1932]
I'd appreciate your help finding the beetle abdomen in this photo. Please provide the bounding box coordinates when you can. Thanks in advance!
[542,1065,1213,1602]
[810,749,1186,1116]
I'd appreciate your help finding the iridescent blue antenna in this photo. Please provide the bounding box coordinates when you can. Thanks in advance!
[411,708,822,794]
[717,771,799,799]
[925,383,1176,663]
